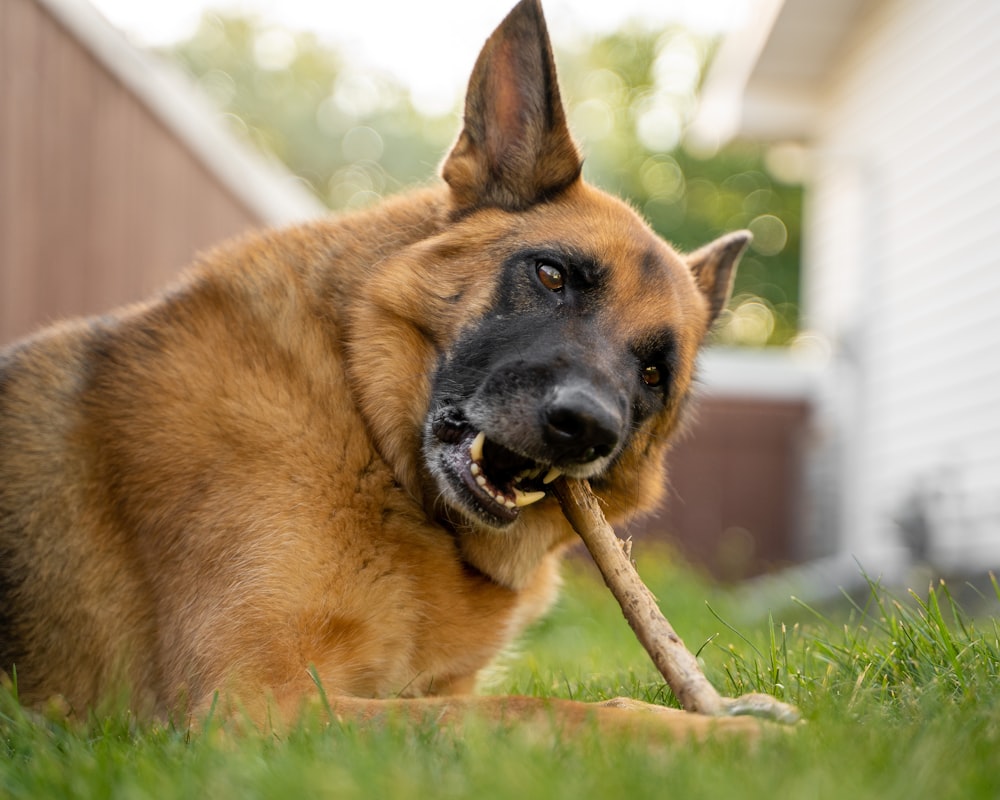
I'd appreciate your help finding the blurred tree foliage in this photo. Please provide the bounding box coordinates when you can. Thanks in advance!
[167,15,455,209]
[166,15,801,346]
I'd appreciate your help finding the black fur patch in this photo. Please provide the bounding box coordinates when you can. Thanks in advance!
[0,355,25,675]
[0,548,24,675]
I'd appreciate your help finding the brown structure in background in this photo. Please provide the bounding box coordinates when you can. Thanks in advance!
[0,0,320,347]
[1,0,814,579]
[657,396,810,580]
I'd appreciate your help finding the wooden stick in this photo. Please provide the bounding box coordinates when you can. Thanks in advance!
[553,477,800,724]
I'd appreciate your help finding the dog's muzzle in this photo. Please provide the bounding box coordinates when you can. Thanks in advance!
[425,384,625,528]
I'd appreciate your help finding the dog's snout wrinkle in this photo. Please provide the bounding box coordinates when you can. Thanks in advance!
[542,385,621,463]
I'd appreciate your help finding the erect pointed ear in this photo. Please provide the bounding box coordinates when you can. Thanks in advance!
[441,0,582,214]
[688,230,752,326]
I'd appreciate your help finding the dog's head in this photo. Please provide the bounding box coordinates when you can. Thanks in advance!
[347,0,748,539]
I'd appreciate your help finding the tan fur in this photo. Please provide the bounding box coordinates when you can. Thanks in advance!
[0,0,754,738]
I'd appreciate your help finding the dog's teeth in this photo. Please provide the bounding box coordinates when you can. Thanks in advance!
[513,488,547,507]
[504,498,516,510]
[542,467,562,485]
[514,467,544,483]
[470,462,481,477]
[475,475,487,488]
[470,431,485,462]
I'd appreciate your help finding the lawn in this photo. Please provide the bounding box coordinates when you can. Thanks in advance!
[2,547,999,799]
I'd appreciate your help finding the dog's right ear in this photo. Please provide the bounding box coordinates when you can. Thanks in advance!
[441,0,582,214]
[688,230,752,328]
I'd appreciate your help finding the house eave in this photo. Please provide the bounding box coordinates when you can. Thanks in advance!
[689,0,874,149]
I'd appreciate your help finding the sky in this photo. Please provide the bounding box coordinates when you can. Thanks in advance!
[89,0,752,114]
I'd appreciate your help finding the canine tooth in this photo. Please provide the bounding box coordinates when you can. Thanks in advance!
[470,431,485,462]
[513,488,547,507]
[504,498,516,509]
[475,475,487,488]
[470,463,481,477]
[542,467,562,484]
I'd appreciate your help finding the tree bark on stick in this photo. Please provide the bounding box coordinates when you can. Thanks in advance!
[554,477,799,724]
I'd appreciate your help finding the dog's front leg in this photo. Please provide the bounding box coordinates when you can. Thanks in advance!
[198,689,770,743]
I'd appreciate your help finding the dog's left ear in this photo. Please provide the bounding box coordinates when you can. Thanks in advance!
[441,0,582,213]
[687,230,752,326]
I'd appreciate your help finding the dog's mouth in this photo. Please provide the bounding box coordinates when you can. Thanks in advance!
[429,416,560,526]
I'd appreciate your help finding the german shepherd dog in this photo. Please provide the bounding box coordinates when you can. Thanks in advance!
[0,0,755,738]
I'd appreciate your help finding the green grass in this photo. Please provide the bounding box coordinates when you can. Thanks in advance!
[3,550,1000,799]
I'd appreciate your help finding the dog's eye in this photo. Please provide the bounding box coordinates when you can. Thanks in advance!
[641,365,662,387]
[536,261,565,292]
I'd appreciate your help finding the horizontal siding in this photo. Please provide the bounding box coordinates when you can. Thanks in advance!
[805,0,1000,566]
[0,0,265,346]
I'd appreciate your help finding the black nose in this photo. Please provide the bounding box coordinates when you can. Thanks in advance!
[542,385,622,463]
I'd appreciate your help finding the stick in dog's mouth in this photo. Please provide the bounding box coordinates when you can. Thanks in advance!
[552,477,801,725]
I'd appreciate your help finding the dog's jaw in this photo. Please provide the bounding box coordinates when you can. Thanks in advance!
[423,405,617,532]
[428,427,547,528]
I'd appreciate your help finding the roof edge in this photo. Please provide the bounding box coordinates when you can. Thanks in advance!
[687,0,786,153]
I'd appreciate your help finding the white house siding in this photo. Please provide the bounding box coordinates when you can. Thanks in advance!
[803,0,1000,569]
